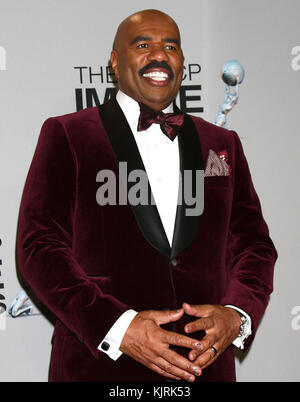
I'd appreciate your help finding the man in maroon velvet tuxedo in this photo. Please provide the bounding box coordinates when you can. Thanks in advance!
[17,9,277,382]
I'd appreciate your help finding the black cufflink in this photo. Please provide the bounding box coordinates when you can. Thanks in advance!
[101,341,110,351]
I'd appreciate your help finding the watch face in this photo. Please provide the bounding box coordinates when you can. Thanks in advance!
[239,315,250,337]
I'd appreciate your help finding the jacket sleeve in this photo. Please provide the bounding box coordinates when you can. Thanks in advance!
[17,118,131,358]
[220,130,277,349]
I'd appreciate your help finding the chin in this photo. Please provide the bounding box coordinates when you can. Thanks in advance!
[143,93,174,106]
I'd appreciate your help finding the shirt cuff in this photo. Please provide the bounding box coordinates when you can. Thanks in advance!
[98,309,138,360]
[224,304,252,349]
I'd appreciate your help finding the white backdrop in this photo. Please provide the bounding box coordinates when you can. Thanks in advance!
[0,0,299,382]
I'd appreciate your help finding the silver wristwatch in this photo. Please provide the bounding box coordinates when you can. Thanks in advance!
[237,311,250,338]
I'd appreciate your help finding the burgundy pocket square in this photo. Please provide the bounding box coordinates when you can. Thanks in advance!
[204,149,231,177]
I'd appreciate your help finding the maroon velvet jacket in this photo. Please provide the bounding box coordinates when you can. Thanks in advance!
[17,97,277,382]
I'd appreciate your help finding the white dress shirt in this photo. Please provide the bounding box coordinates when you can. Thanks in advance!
[98,90,251,360]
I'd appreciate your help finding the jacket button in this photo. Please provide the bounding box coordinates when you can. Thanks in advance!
[101,341,110,351]
[171,258,178,267]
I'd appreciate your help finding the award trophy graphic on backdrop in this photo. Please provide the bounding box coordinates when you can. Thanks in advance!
[8,60,245,318]
[215,60,245,128]
[8,289,33,317]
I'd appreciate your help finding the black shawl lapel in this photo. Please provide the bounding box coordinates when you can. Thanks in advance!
[98,97,171,257]
[170,112,204,259]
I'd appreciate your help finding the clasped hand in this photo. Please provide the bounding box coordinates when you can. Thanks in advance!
[120,303,241,381]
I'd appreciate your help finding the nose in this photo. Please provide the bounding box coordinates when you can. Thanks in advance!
[147,45,169,62]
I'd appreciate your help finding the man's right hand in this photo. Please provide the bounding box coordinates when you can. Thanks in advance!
[119,308,202,382]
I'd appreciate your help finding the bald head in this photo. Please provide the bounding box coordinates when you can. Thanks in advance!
[113,9,181,51]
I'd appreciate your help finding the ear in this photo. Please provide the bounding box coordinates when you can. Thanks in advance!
[110,50,119,79]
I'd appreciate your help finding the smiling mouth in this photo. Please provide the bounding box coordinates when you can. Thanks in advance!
[141,69,173,86]
[139,61,174,85]
[142,71,169,81]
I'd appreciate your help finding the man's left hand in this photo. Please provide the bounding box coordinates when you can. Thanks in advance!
[182,303,241,370]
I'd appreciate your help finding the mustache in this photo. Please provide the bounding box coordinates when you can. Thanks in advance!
[139,61,174,80]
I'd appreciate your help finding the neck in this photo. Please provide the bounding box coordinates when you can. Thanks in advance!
[117,90,174,114]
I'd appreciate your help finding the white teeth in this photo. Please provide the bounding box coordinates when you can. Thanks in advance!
[143,71,168,81]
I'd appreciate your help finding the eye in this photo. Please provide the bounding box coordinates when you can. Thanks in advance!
[137,43,149,49]
[165,44,177,51]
